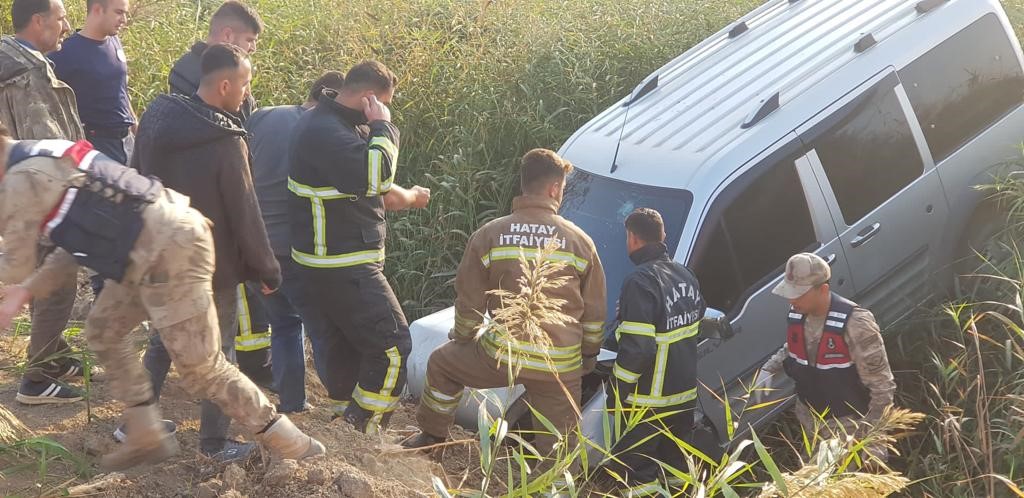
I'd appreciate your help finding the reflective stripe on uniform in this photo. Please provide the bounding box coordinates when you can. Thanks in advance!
[612,362,641,384]
[582,321,604,346]
[352,385,400,413]
[422,384,463,415]
[367,136,399,196]
[615,321,656,340]
[480,246,589,272]
[478,331,582,373]
[236,332,271,351]
[288,177,357,257]
[656,322,699,344]
[452,310,482,338]
[380,346,403,402]
[235,283,270,351]
[648,322,699,397]
[626,387,698,408]
[329,399,350,416]
[292,247,386,269]
[352,347,403,415]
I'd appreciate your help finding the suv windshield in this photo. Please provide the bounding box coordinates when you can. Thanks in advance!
[559,169,693,321]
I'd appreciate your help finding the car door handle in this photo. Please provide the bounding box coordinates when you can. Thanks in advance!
[850,223,881,248]
[824,253,837,266]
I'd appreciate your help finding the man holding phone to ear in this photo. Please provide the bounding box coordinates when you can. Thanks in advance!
[287,60,430,435]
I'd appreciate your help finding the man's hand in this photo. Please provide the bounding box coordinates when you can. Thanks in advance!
[363,94,391,122]
[410,185,431,209]
[261,282,278,295]
[0,286,32,330]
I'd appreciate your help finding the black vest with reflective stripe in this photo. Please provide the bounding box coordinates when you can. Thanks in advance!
[783,293,870,418]
[7,140,162,282]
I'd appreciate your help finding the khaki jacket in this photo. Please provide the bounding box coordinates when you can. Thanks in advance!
[451,195,607,380]
[763,306,896,422]
[0,37,84,141]
[0,156,193,304]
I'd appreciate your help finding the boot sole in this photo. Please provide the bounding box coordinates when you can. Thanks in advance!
[16,393,83,405]
[100,438,180,472]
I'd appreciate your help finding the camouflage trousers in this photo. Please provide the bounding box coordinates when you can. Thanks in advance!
[83,207,276,435]
[794,401,888,463]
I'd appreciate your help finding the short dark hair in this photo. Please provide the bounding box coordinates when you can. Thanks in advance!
[200,43,249,80]
[625,208,666,244]
[343,61,397,93]
[308,71,345,102]
[520,148,573,194]
[12,0,52,32]
[209,1,262,36]
[86,0,107,9]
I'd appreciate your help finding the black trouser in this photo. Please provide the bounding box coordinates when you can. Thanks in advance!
[24,246,77,383]
[298,265,411,433]
[605,401,695,489]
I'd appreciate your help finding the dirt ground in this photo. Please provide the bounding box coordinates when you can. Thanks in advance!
[0,321,494,498]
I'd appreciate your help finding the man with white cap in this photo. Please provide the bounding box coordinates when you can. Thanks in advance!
[762,252,896,460]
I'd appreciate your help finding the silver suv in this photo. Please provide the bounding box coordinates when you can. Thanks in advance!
[407,0,1024,452]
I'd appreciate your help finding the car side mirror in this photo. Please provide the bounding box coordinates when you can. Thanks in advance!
[699,308,735,341]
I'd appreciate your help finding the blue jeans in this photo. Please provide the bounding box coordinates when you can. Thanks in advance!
[249,256,311,412]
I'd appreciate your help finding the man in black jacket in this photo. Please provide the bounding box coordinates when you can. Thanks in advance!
[168,0,260,121]
[288,61,430,434]
[604,208,705,495]
[130,43,280,462]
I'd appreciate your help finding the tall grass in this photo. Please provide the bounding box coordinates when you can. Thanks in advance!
[884,171,1024,497]
[38,0,764,319]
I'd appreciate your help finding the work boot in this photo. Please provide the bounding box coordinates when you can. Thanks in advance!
[400,431,446,450]
[100,404,179,471]
[256,415,325,460]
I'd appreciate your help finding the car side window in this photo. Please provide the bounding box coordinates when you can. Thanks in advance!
[694,152,817,313]
[809,81,923,225]
[899,13,1024,164]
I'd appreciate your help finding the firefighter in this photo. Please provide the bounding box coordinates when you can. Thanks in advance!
[602,208,704,496]
[287,60,430,433]
[403,148,607,455]
[0,130,325,471]
[762,253,896,461]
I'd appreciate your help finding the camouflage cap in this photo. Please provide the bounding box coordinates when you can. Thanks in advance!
[772,252,830,300]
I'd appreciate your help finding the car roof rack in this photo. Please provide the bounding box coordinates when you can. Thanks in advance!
[729,22,749,38]
[741,92,780,129]
[915,0,947,14]
[854,33,877,53]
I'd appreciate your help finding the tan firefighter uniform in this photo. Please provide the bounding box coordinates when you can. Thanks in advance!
[0,141,322,469]
[416,194,606,452]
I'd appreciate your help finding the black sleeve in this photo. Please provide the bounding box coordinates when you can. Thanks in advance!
[607,277,659,397]
[302,120,400,197]
[219,141,281,289]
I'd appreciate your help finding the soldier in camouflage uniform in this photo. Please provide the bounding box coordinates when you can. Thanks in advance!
[762,253,896,461]
[1,0,91,404]
[0,130,324,471]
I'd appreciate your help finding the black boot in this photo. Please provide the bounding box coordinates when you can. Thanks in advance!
[400,431,446,450]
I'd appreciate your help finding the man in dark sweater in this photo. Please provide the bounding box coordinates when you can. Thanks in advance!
[130,43,280,462]
[168,0,260,121]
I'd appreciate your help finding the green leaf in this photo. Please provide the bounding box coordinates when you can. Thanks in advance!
[752,431,788,496]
